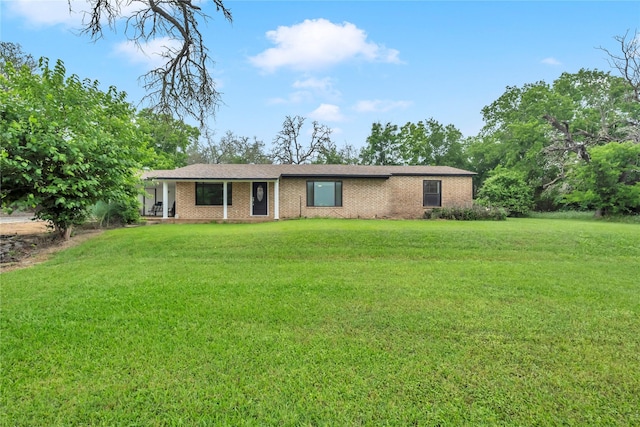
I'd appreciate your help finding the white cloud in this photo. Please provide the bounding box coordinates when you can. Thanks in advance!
[267,77,341,106]
[248,18,401,72]
[267,91,313,105]
[352,99,412,113]
[113,37,182,69]
[7,0,82,27]
[7,0,147,28]
[541,57,562,66]
[309,103,346,122]
[293,77,341,99]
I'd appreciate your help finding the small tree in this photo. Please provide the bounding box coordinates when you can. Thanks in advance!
[1,59,149,239]
[564,142,640,215]
[477,169,534,216]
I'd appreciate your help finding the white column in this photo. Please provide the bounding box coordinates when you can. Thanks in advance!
[223,181,228,220]
[274,179,280,220]
[162,181,169,219]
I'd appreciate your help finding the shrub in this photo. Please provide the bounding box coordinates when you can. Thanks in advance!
[476,169,534,217]
[91,200,140,228]
[425,205,507,221]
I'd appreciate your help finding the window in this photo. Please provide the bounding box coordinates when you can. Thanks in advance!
[195,182,232,206]
[307,181,342,207]
[423,180,441,207]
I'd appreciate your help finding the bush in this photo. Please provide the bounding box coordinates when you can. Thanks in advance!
[476,169,534,217]
[424,205,507,221]
[91,200,140,228]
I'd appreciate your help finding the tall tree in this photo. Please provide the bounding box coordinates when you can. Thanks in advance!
[186,131,272,164]
[599,29,640,103]
[397,118,469,169]
[315,141,360,165]
[360,122,401,165]
[1,59,150,239]
[214,131,272,164]
[271,116,333,164]
[74,0,232,126]
[136,108,200,169]
[564,142,640,215]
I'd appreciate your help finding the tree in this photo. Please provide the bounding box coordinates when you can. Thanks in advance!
[564,142,640,215]
[1,59,150,239]
[315,141,360,165]
[73,0,232,126]
[360,122,401,165]
[137,108,200,169]
[186,131,271,164]
[476,169,534,217]
[599,29,640,103]
[397,118,469,169]
[0,42,36,72]
[271,116,333,164]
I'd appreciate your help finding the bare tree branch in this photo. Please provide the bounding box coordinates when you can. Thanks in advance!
[73,0,232,127]
[598,29,640,102]
[272,116,333,164]
[543,114,592,162]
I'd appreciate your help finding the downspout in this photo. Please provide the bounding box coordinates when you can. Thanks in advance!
[274,179,280,220]
[223,181,228,220]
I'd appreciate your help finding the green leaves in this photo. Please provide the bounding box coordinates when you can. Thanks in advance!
[1,58,148,237]
[565,142,640,215]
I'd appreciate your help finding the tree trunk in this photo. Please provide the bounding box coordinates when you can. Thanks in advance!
[57,225,73,240]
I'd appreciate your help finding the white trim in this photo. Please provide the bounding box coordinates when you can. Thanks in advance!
[162,181,169,219]
[251,181,269,217]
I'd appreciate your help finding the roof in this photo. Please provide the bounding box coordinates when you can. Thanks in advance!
[141,164,476,181]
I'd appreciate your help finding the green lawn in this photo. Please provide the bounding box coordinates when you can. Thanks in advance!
[2,219,639,426]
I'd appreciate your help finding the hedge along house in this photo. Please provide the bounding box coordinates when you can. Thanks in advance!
[140,164,476,221]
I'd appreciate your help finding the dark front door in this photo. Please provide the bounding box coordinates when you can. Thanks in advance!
[252,182,268,216]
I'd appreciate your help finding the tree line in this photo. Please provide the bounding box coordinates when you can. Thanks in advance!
[2,28,639,239]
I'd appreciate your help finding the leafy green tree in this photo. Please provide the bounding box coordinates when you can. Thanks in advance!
[214,131,272,164]
[315,142,360,165]
[360,122,401,165]
[397,118,469,169]
[476,169,534,217]
[137,108,200,169]
[564,142,640,215]
[1,59,150,239]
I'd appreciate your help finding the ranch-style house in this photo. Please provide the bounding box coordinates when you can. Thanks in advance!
[140,163,476,221]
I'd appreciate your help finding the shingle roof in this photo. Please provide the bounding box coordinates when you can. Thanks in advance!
[142,164,476,180]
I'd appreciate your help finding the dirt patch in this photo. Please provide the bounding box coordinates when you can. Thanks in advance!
[0,221,103,273]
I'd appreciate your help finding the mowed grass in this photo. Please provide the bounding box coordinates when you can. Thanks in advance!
[1,219,639,426]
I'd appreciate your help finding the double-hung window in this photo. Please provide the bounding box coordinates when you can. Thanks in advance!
[306,181,342,207]
[195,182,232,206]
[423,180,441,207]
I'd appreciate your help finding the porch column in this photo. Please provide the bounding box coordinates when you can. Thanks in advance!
[223,181,228,220]
[274,179,280,220]
[162,181,169,219]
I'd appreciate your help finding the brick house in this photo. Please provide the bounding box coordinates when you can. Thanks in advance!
[140,164,476,221]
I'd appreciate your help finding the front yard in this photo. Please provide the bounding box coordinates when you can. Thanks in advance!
[1,219,639,425]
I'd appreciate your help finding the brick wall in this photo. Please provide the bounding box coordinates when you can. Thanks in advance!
[176,181,268,220]
[388,175,473,218]
[174,175,473,220]
[279,178,390,219]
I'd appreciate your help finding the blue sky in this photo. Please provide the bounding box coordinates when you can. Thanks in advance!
[2,1,639,151]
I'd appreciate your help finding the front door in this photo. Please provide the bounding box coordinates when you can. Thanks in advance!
[252,182,268,216]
